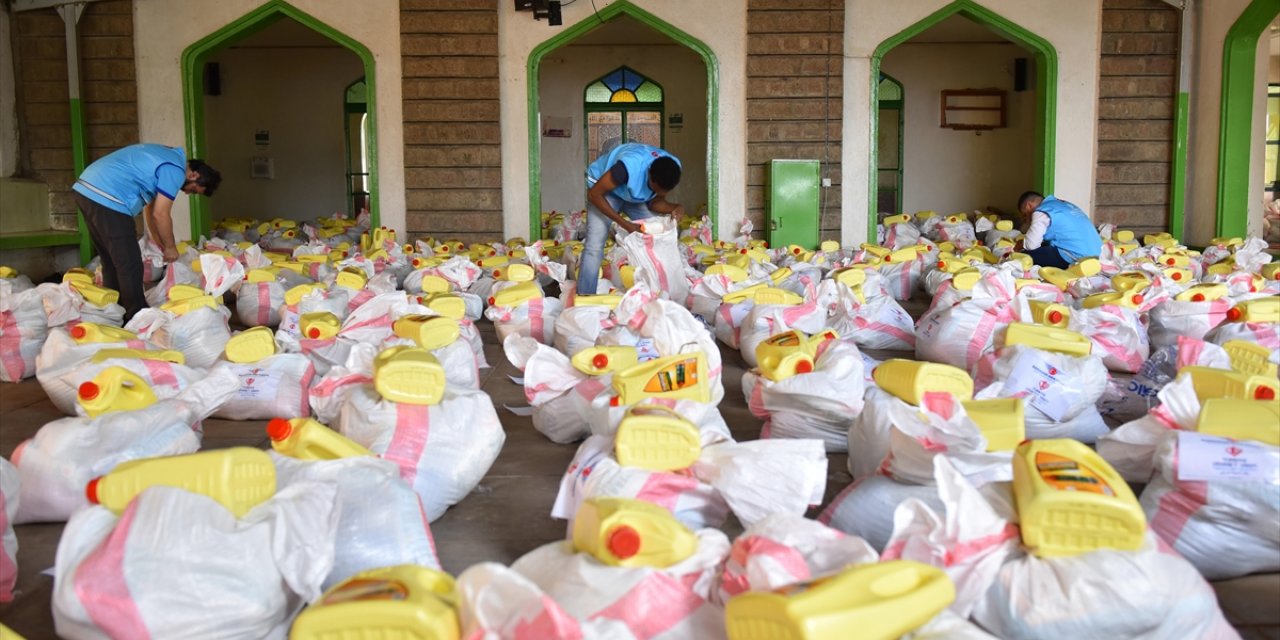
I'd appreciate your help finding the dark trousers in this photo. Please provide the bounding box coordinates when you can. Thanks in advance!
[1025,243,1071,269]
[74,192,146,322]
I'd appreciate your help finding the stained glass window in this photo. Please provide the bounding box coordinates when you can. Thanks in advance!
[584,66,665,159]
[584,66,662,104]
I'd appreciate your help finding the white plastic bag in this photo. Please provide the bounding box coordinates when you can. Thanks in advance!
[715,512,878,605]
[13,365,239,524]
[35,327,198,415]
[457,562,625,639]
[270,452,440,590]
[738,300,828,369]
[235,280,286,327]
[971,530,1238,639]
[1097,374,1203,483]
[1140,431,1280,580]
[52,482,338,640]
[337,384,506,521]
[915,271,1018,372]
[621,216,692,306]
[692,438,828,527]
[553,304,614,358]
[212,353,316,420]
[973,344,1110,443]
[741,338,865,451]
[819,474,946,553]
[126,305,233,369]
[0,457,17,603]
[1148,298,1233,347]
[1069,304,1149,373]
[486,297,564,346]
[0,284,49,382]
[826,276,917,352]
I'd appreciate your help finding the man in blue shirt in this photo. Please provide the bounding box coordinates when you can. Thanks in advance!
[72,144,221,321]
[577,142,685,295]
[1015,191,1103,269]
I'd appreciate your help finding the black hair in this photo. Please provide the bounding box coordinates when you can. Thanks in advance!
[650,156,681,191]
[188,159,222,197]
[1017,190,1043,210]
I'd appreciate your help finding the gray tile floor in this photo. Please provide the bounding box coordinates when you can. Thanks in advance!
[1,316,1277,639]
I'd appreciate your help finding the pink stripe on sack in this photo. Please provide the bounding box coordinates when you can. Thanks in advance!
[124,340,146,350]
[1176,336,1206,369]
[865,321,914,349]
[257,284,270,326]
[0,487,15,602]
[636,472,700,510]
[141,360,178,389]
[590,572,704,638]
[1150,444,1209,544]
[941,523,1019,566]
[731,536,811,593]
[415,497,438,558]
[74,500,151,640]
[748,377,767,419]
[1092,333,1142,372]
[309,374,372,399]
[529,298,545,343]
[386,404,431,484]
[966,308,1006,371]
[511,596,584,640]
[643,235,670,292]
[921,392,954,419]
[297,364,316,417]
[574,378,606,401]
[782,300,817,326]
[0,312,26,381]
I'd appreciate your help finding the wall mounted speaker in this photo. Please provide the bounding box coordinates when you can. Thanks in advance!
[203,62,221,96]
[1013,58,1028,92]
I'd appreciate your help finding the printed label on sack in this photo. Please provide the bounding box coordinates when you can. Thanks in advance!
[1001,351,1072,421]
[1176,432,1280,483]
[234,366,281,401]
[635,338,660,363]
[551,437,612,521]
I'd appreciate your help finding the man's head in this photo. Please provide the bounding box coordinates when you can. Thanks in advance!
[183,159,222,196]
[1018,190,1044,218]
[647,156,681,196]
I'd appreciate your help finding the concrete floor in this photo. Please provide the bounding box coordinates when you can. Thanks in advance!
[1,315,1278,639]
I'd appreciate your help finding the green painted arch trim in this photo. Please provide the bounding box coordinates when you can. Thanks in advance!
[1215,0,1280,239]
[179,0,379,240]
[526,0,719,241]
[878,73,905,216]
[868,0,1058,239]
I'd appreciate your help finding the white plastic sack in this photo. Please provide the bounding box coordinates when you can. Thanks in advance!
[270,452,440,590]
[1205,319,1280,358]
[971,530,1238,639]
[716,512,879,605]
[509,534,728,639]
[13,365,239,524]
[1097,374,1203,483]
[235,280,286,328]
[1148,298,1233,347]
[915,271,1018,372]
[35,327,200,415]
[1069,304,1149,373]
[553,304,614,357]
[881,457,1020,617]
[143,262,200,308]
[610,289,726,406]
[973,344,1110,443]
[621,217,693,306]
[212,353,316,420]
[1140,431,1280,580]
[741,338,865,451]
[337,384,506,521]
[0,284,49,382]
[0,457,17,603]
[826,277,917,352]
[819,474,946,553]
[458,562,627,639]
[692,438,828,527]
[126,305,233,369]
[486,297,564,346]
[52,482,338,640]
[738,300,828,369]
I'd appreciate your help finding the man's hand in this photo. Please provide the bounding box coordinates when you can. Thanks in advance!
[617,219,641,235]
[670,204,686,222]
[162,246,179,263]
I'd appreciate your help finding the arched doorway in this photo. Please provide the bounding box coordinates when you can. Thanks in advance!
[180,0,378,237]
[869,0,1057,238]
[525,1,718,240]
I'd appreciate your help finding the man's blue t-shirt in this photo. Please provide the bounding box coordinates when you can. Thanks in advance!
[73,144,187,216]
[586,143,679,204]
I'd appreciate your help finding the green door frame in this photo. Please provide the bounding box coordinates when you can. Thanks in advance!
[878,73,905,215]
[526,0,719,240]
[179,0,379,239]
[869,0,1057,239]
[1215,0,1280,239]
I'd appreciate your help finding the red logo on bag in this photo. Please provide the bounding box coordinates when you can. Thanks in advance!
[1226,446,1244,457]
[1048,366,1057,376]
[1039,381,1050,390]
[246,378,255,386]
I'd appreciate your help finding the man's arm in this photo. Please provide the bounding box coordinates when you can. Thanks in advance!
[1021,210,1050,251]
[149,195,180,261]
[142,202,163,248]
[588,166,640,234]
[646,196,685,220]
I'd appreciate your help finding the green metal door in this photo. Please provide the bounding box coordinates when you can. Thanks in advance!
[766,159,820,249]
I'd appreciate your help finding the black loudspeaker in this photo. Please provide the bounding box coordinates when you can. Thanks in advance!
[548,1,562,26]
[203,62,221,96]
[1013,58,1028,92]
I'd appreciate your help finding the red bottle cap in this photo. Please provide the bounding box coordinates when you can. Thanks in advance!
[1191,294,1205,302]
[1048,310,1063,324]
[1132,294,1144,305]
[307,327,321,339]
[795,359,814,374]
[609,396,620,407]
[1166,258,1176,265]
[493,270,501,278]
[1171,271,1183,281]
[488,296,496,306]
[1256,386,1276,401]
[592,353,609,370]
[793,247,801,254]
[70,324,87,339]
[607,525,642,560]
[1227,307,1243,322]
[79,381,100,401]
[86,477,101,504]
[266,418,293,441]
[937,261,946,269]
